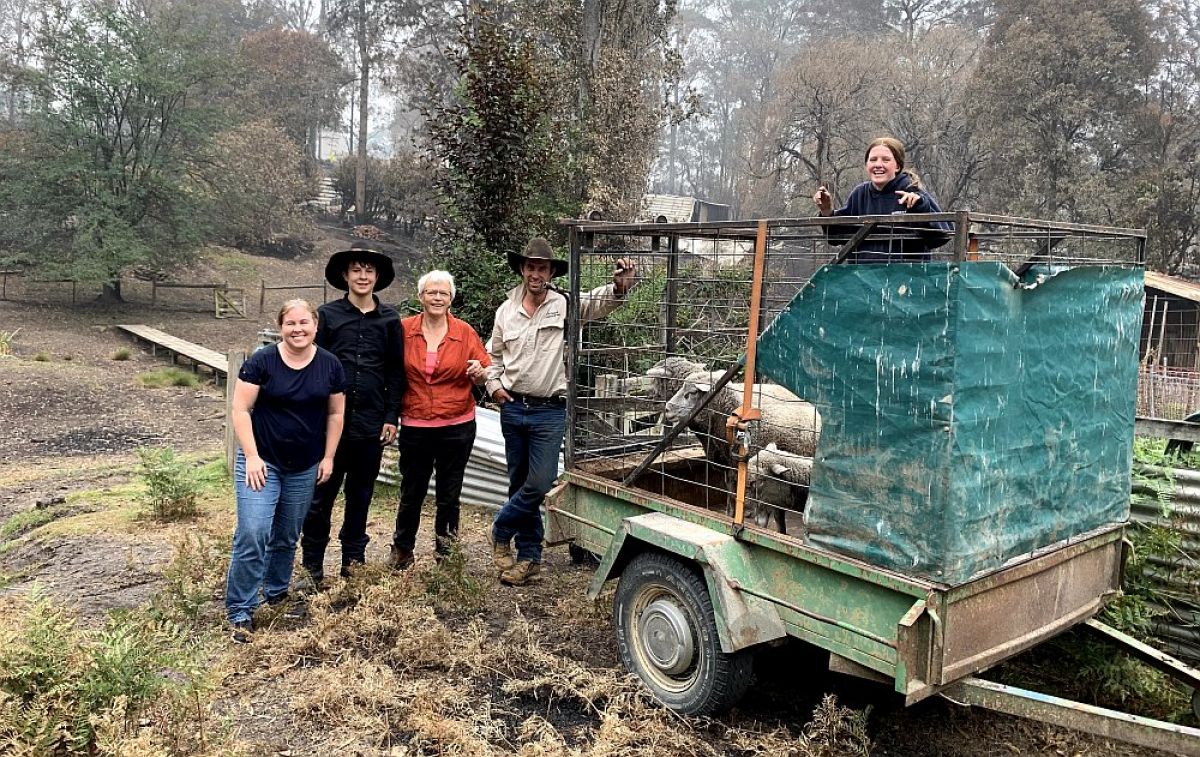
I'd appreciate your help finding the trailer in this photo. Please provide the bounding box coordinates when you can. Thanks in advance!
[546,212,1200,753]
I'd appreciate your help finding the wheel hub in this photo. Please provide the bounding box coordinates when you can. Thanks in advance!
[639,597,696,675]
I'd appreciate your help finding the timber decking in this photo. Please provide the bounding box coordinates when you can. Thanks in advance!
[116,324,229,381]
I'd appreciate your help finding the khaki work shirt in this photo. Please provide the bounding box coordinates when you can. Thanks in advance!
[485,283,623,399]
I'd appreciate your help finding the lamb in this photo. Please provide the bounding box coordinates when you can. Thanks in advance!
[662,370,822,464]
[745,443,813,534]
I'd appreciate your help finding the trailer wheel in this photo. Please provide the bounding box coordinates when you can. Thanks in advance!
[1192,687,1199,721]
[613,552,753,715]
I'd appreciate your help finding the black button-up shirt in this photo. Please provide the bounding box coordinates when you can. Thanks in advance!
[316,295,406,441]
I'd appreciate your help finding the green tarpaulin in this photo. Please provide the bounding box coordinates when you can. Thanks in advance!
[757,262,1142,585]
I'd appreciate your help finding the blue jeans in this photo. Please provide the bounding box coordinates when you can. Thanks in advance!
[226,450,318,623]
[492,400,566,563]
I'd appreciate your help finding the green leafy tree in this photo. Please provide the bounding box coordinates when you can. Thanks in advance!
[0,0,226,299]
[968,0,1158,220]
[427,8,577,334]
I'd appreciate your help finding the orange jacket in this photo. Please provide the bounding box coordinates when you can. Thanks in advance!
[400,313,490,422]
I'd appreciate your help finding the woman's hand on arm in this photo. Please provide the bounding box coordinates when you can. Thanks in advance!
[231,379,267,491]
[321,393,346,484]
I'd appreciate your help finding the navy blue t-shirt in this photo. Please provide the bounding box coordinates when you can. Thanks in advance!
[238,345,346,472]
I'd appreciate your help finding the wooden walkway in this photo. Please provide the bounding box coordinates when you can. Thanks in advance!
[116,324,229,383]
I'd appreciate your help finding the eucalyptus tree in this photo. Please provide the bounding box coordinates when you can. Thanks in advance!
[0,0,228,299]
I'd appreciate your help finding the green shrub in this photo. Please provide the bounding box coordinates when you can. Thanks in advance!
[137,367,199,388]
[137,447,200,521]
[421,541,484,613]
[111,348,131,361]
[0,590,210,754]
[148,533,227,627]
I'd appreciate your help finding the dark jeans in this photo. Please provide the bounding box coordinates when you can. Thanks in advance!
[492,400,565,563]
[300,436,384,578]
[394,420,476,553]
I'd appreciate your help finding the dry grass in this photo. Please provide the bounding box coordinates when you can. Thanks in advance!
[219,560,875,756]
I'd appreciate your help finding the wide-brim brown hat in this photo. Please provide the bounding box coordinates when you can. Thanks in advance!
[325,248,395,291]
[507,237,568,278]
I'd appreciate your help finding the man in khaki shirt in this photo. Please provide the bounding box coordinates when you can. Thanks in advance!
[486,236,635,585]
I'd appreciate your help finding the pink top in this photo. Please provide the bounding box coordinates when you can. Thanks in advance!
[403,351,475,428]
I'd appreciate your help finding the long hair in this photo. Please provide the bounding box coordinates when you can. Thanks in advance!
[865,136,923,190]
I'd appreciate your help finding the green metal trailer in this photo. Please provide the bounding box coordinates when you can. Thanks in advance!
[547,213,1200,753]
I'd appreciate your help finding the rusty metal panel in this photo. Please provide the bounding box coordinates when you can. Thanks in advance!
[936,531,1124,685]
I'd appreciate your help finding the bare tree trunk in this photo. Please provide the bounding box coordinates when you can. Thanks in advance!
[577,0,602,203]
[100,280,123,303]
[355,0,369,224]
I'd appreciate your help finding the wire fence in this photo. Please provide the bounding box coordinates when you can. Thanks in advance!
[564,214,1146,535]
[0,271,334,317]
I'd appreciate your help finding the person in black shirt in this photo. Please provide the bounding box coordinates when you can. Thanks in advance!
[227,299,345,641]
[300,248,406,583]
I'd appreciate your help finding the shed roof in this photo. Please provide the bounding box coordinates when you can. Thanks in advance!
[1146,271,1200,303]
[641,194,696,223]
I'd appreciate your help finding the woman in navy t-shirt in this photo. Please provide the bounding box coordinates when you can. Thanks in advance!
[226,299,345,642]
[813,136,951,263]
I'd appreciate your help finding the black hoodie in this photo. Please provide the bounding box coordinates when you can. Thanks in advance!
[826,173,952,263]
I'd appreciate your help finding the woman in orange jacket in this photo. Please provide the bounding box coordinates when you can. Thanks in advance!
[389,270,490,567]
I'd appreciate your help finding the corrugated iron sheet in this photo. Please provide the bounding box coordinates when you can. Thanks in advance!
[377,406,562,510]
[1132,464,1200,663]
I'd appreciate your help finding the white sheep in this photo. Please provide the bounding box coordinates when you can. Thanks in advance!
[745,443,813,534]
[644,356,709,400]
[663,370,821,464]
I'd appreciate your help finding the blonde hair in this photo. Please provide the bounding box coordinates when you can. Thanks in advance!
[276,298,318,327]
[417,269,456,300]
[865,136,923,190]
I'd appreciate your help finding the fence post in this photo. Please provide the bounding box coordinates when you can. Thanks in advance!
[225,350,245,474]
[152,280,157,306]
[259,280,265,315]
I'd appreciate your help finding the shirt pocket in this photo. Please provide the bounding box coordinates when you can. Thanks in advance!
[536,311,566,352]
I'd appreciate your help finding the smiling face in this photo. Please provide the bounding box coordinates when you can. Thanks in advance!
[419,277,453,317]
[521,258,553,295]
[865,144,900,189]
[279,305,317,351]
[343,261,378,296]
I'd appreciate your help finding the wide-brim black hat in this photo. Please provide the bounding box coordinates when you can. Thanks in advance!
[325,248,395,291]
[507,237,568,278]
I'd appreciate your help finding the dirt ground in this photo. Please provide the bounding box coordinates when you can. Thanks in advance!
[0,237,1181,756]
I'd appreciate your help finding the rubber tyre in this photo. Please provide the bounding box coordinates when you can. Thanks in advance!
[613,551,754,715]
[1192,687,1199,721]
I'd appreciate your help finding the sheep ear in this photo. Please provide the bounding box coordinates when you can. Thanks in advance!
[694,381,712,392]
[646,367,667,377]
[770,462,789,476]
[765,442,778,451]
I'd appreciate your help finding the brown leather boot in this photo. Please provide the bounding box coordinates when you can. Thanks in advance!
[491,540,516,571]
[499,560,541,586]
[388,544,414,570]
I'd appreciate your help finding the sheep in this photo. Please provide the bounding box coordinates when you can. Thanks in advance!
[745,443,813,534]
[663,370,821,462]
[644,356,709,401]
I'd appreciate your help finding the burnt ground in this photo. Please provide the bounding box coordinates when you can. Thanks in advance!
[0,237,1184,756]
